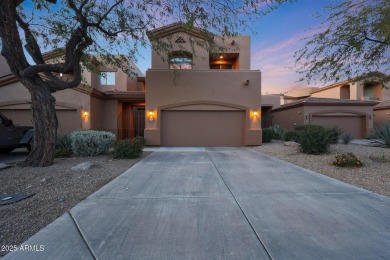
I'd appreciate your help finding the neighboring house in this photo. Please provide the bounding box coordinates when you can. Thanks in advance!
[272,98,378,138]
[310,74,390,101]
[373,99,390,126]
[0,53,145,139]
[268,75,389,137]
[144,23,262,146]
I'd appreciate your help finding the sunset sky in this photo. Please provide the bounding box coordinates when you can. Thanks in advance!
[133,0,335,94]
[20,0,337,94]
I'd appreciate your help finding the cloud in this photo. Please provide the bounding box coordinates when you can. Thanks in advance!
[252,31,320,94]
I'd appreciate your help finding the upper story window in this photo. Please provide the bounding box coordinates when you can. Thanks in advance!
[169,51,193,70]
[99,71,116,85]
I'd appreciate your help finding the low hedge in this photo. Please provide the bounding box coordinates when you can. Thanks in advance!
[71,130,116,156]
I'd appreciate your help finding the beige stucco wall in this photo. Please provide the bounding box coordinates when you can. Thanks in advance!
[311,87,342,99]
[151,33,251,70]
[262,94,281,109]
[0,55,12,77]
[374,108,390,126]
[145,69,261,145]
[272,106,304,130]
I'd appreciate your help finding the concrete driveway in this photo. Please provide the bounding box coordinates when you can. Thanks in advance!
[5,147,390,259]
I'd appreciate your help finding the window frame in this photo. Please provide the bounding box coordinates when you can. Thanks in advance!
[99,71,116,85]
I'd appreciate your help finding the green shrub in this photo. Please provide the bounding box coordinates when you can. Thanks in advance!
[56,133,73,150]
[71,130,116,156]
[270,125,285,140]
[340,133,353,144]
[371,122,390,147]
[284,130,300,142]
[114,137,144,159]
[332,153,363,167]
[54,148,72,158]
[295,124,333,154]
[328,126,343,144]
[262,128,274,143]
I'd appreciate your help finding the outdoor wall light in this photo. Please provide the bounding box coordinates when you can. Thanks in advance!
[83,111,89,118]
[244,80,250,86]
[305,115,309,120]
[369,115,373,119]
[148,111,154,122]
[253,111,258,118]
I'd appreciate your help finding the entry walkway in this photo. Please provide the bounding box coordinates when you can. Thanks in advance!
[5,148,390,259]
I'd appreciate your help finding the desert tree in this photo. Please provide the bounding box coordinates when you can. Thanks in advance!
[0,0,293,166]
[295,0,390,84]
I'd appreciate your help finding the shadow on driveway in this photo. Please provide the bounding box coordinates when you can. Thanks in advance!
[0,148,29,165]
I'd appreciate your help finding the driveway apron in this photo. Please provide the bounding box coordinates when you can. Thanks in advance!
[5,147,390,260]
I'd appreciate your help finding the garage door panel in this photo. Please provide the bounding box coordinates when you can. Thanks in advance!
[311,116,365,139]
[161,111,244,146]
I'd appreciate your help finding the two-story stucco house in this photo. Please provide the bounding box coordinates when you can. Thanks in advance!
[0,23,262,146]
[144,23,262,146]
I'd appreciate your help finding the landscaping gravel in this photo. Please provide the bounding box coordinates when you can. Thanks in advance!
[0,152,150,257]
[253,142,390,198]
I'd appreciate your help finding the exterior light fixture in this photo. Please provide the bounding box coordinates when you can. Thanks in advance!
[253,111,258,118]
[244,80,250,86]
[148,111,154,122]
[219,55,223,59]
[60,73,63,78]
[83,111,89,118]
[305,115,309,120]
[369,115,373,119]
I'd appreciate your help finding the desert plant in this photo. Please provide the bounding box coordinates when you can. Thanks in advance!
[262,128,274,143]
[56,133,73,151]
[114,137,144,159]
[54,148,72,158]
[284,130,300,142]
[370,122,390,147]
[328,126,343,144]
[332,153,363,167]
[369,152,388,162]
[296,124,333,154]
[340,133,353,144]
[270,125,285,140]
[71,130,116,156]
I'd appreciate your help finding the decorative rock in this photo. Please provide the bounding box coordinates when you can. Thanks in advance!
[283,141,299,147]
[71,162,94,171]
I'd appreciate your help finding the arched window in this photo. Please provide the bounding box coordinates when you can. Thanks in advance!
[169,51,193,69]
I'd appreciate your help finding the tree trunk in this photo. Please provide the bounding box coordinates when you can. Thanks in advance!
[20,81,58,167]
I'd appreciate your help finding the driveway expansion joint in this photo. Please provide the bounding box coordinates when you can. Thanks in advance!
[67,211,98,260]
[206,151,274,260]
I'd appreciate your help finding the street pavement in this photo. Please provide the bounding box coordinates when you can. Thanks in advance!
[4,147,390,259]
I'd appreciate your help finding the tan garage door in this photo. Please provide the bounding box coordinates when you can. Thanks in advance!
[311,115,365,138]
[161,110,244,146]
[56,110,81,133]
[0,109,80,133]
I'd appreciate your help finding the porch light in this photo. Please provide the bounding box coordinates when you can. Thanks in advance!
[148,111,154,122]
[219,55,223,59]
[83,111,89,118]
[253,111,258,117]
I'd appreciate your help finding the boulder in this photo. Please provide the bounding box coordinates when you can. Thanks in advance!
[283,141,299,147]
[71,162,94,171]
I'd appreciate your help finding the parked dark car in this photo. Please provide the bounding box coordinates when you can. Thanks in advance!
[0,113,34,153]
